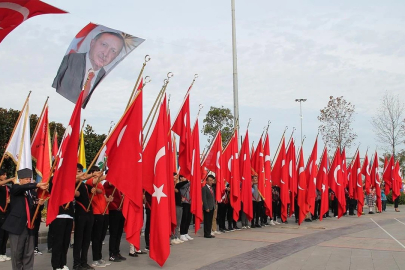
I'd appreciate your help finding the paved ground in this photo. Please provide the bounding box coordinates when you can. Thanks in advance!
[2,206,405,269]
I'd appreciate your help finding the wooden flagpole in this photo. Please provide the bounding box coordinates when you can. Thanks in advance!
[0,91,31,169]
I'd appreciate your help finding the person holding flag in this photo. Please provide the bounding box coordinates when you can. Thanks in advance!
[0,169,13,263]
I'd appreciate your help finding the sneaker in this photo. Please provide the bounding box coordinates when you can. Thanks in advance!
[81,264,95,270]
[234,226,242,231]
[102,241,105,245]
[144,248,149,252]
[34,247,42,255]
[128,252,138,257]
[269,220,275,226]
[180,235,188,241]
[242,226,247,229]
[48,248,52,253]
[99,259,111,266]
[62,266,70,270]
[247,225,251,229]
[117,253,126,261]
[228,228,235,232]
[185,234,194,240]
[214,230,222,234]
[91,260,106,268]
[274,221,280,225]
[219,229,226,233]
[72,264,81,270]
[109,255,121,262]
[176,238,184,243]
[0,255,5,262]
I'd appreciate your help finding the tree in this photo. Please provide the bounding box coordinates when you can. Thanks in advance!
[201,106,234,148]
[372,92,405,159]
[83,124,106,167]
[318,96,357,153]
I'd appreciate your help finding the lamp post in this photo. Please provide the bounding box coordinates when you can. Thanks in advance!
[295,99,307,145]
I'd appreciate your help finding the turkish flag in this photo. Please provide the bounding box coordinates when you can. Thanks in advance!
[51,129,58,160]
[190,119,203,233]
[263,134,273,218]
[253,137,265,195]
[46,91,83,225]
[305,137,317,215]
[167,110,177,233]
[347,162,354,198]
[352,151,363,217]
[0,0,67,43]
[31,104,51,198]
[172,90,192,179]
[222,130,240,222]
[240,130,253,221]
[201,130,223,202]
[286,139,297,217]
[371,152,382,212]
[383,156,394,195]
[392,161,401,202]
[316,147,328,221]
[104,85,143,249]
[272,137,288,222]
[148,98,170,267]
[328,148,345,218]
[296,147,307,225]
[362,154,371,194]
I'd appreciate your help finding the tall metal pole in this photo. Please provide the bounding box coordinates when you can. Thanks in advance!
[231,0,239,132]
[295,98,307,146]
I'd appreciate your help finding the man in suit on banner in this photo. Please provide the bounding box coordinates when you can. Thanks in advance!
[52,31,124,108]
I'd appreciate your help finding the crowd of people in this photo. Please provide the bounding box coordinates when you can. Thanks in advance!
[0,164,398,270]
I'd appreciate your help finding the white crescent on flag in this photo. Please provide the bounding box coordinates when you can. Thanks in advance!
[228,156,233,172]
[117,125,127,147]
[184,113,187,127]
[334,165,341,186]
[289,160,292,178]
[154,147,166,175]
[216,151,221,169]
[298,184,304,190]
[191,149,195,176]
[0,3,29,26]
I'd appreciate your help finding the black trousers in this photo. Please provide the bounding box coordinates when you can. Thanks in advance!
[109,210,124,255]
[180,203,192,235]
[92,214,108,261]
[203,209,214,237]
[50,218,73,269]
[252,201,261,225]
[73,213,94,266]
[313,200,321,219]
[48,223,53,250]
[145,208,151,249]
[34,215,41,248]
[294,199,299,221]
[261,201,268,224]
[395,197,400,208]
[272,201,280,221]
[217,203,227,230]
[0,214,9,255]
[382,200,387,211]
[226,203,236,229]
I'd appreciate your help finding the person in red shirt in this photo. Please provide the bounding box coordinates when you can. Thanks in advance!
[86,166,113,268]
[103,177,126,261]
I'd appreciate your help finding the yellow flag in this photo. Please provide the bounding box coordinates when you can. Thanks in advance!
[78,130,86,170]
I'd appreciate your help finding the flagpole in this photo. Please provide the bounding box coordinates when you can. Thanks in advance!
[170,74,198,131]
[86,157,108,211]
[31,97,49,142]
[286,127,296,150]
[66,83,147,209]
[144,74,170,130]
[304,132,319,171]
[200,129,220,165]
[103,186,118,215]
[295,136,306,165]
[271,126,288,167]
[0,91,31,169]
[126,55,151,110]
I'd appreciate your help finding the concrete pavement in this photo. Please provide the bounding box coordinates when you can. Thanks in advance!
[2,206,405,269]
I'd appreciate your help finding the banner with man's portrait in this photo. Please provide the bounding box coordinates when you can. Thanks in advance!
[52,23,145,108]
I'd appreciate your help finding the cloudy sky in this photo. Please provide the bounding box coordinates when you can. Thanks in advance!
[1,0,405,160]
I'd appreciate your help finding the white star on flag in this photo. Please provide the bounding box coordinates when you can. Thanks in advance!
[152,184,167,204]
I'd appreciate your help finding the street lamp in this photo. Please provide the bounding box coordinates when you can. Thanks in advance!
[295,99,307,145]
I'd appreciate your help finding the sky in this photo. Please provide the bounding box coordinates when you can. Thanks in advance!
[1,0,405,160]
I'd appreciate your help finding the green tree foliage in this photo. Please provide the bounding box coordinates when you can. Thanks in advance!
[379,151,405,178]
[386,191,405,205]
[201,106,234,148]
[83,124,106,168]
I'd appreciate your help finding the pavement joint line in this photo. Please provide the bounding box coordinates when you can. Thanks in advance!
[318,243,405,252]
[370,218,405,249]
[395,218,405,226]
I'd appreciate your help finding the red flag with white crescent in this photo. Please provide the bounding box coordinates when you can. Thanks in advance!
[0,0,67,43]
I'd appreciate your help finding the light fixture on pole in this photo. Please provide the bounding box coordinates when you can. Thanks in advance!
[295,98,307,145]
